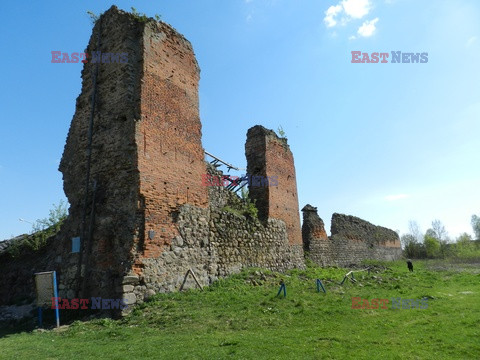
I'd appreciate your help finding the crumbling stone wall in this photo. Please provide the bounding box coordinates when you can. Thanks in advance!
[55,6,144,301]
[0,238,54,305]
[302,205,402,267]
[301,205,331,266]
[126,163,304,302]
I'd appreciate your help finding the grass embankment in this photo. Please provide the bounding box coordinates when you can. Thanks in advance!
[0,260,479,359]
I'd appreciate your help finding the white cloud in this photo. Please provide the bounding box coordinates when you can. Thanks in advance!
[385,194,410,201]
[357,17,379,37]
[324,4,343,28]
[324,0,371,28]
[466,36,477,47]
[349,35,357,40]
[342,0,371,19]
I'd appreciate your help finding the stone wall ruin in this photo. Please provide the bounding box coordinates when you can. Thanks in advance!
[302,205,402,267]
[0,6,402,311]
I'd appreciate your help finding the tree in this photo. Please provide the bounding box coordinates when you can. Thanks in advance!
[425,228,437,239]
[425,220,451,258]
[424,234,440,258]
[431,219,449,242]
[408,220,423,243]
[457,232,473,244]
[471,215,480,240]
[455,232,476,258]
[401,234,419,258]
[401,220,427,258]
[400,234,416,249]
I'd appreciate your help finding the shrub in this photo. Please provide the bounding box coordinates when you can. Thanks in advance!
[7,201,67,257]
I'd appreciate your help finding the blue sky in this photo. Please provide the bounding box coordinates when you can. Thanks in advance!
[1,0,479,241]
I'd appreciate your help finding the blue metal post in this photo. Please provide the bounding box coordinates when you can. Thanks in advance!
[316,279,326,293]
[53,271,60,328]
[38,307,43,328]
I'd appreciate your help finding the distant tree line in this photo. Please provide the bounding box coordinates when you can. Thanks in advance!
[401,215,480,259]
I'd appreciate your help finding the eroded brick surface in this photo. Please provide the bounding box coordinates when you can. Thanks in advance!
[245,126,302,247]
[135,19,208,263]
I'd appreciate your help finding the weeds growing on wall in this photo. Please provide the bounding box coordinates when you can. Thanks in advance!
[222,188,258,219]
[6,201,67,257]
[86,8,161,26]
[277,125,286,139]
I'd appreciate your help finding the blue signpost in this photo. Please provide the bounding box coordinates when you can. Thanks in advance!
[53,271,60,327]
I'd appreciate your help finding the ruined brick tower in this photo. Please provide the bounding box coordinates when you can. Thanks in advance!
[53,6,304,306]
[57,6,208,300]
[245,126,302,248]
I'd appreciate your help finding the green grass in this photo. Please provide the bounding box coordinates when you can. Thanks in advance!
[1,260,479,359]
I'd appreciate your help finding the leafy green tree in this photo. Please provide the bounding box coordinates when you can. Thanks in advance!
[400,234,416,249]
[454,232,475,257]
[424,234,440,258]
[457,232,473,245]
[401,232,426,258]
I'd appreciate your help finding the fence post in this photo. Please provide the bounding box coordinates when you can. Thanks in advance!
[277,281,286,298]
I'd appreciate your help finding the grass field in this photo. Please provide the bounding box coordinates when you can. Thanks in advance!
[1,260,479,359]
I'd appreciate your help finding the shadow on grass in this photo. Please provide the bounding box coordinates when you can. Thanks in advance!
[0,307,120,338]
